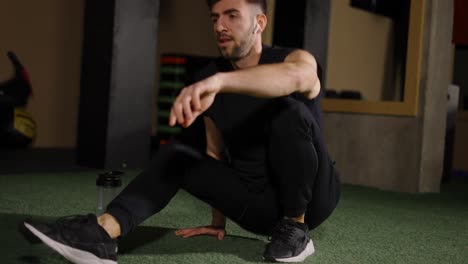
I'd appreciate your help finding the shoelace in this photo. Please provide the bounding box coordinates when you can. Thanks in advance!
[268,220,297,243]
[56,215,91,229]
[55,215,100,242]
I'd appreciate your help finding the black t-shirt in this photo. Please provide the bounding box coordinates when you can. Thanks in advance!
[193,45,323,189]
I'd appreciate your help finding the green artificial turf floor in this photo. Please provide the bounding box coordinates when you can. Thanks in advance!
[0,172,467,263]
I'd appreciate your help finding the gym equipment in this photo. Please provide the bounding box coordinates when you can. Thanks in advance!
[0,51,36,148]
[154,54,213,151]
[0,51,32,107]
[0,107,36,148]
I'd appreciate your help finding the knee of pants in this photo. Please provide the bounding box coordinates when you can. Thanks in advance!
[268,98,316,140]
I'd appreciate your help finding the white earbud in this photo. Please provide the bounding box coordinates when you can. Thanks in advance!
[253,23,259,34]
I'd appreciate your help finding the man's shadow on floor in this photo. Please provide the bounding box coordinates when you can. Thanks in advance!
[118,226,267,262]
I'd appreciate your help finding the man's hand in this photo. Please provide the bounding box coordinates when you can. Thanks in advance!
[175,225,226,240]
[169,74,222,128]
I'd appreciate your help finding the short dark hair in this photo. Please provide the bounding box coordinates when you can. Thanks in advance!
[206,0,267,14]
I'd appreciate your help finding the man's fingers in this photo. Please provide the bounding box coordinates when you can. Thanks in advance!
[179,228,207,238]
[174,227,223,238]
[183,231,200,238]
[170,89,185,126]
[184,111,201,128]
[217,231,225,240]
[192,86,202,111]
[168,106,202,128]
[174,102,184,126]
[174,229,187,236]
[169,107,177,126]
[175,228,199,235]
[184,228,218,238]
[167,85,212,128]
[182,97,193,126]
[175,228,202,237]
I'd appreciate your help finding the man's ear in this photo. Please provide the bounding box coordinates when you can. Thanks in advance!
[256,14,267,33]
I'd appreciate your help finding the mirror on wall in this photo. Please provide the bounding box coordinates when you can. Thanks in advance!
[322,0,425,116]
[273,0,425,116]
[326,0,410,102]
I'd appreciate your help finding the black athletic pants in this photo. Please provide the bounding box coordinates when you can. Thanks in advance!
[107,97,340,236]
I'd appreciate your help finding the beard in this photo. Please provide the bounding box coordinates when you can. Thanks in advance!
[218,23,257,61]
[219,45,244,61]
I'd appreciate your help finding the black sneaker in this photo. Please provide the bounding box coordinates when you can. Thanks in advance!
[263,218,315,262]
[24,214,118,264]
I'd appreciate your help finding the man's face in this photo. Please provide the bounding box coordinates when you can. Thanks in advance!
[210,0,259,61]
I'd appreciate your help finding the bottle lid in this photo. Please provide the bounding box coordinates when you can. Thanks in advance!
[96,171,123,187]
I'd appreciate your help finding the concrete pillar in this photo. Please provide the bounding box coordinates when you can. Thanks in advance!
[77,0,160,169]
[418,0,454,192]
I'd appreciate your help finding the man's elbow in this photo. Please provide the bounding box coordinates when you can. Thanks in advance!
[296,68,320,99]
[206,148,223,160]
[307,79,321,99]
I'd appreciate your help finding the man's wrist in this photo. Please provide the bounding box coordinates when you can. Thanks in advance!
[209,224,225,229]
[211,218,226,228]
[214,72,227,94]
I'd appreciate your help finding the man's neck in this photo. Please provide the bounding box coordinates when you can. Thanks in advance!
[232,42,262,69]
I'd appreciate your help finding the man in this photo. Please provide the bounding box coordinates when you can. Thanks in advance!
[24,0,340,263]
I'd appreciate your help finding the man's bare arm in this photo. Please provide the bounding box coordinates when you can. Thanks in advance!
[205,116,224,160]
[215,49,320,99]
[204,116,227,228]
[169,49,319,128]
[174,117,227,240]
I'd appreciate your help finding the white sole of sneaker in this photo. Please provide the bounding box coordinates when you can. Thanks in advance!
[274,239,315,263]
[24,223,117,264]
